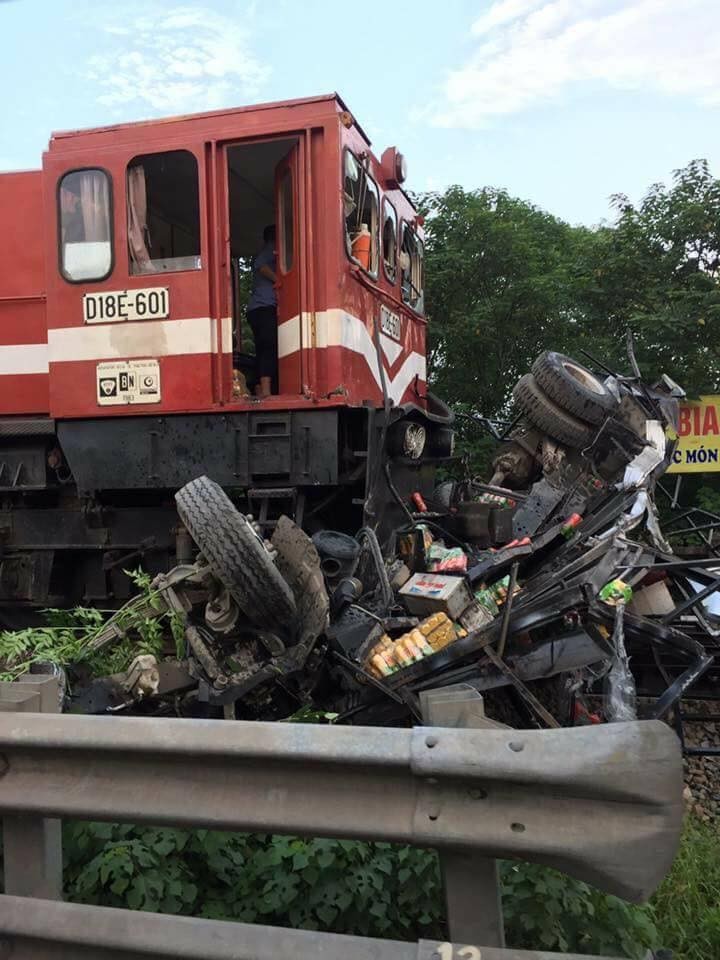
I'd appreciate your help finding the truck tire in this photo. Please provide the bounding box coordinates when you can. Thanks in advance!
[532,351,617,426]
[513,374,595,449]
[175,476,296,636]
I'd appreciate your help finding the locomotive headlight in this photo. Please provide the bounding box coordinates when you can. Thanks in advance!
[402,423,426,459]
[395,152,407,184]
[429,426,455,458]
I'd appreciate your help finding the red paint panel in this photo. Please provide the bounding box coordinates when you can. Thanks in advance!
[277,354,300,395]
[48,354,216,419]
[0,171,50,416]
[0,375,50,416]
[275,145,303,395]
[0,171,46,300]
[283,344,426,408]
[49,96,341,157]
[0,299,47,347]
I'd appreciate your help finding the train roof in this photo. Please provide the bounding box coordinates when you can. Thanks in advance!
[48,93,371,151]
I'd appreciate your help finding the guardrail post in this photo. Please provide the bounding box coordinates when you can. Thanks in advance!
[3,815,62,900]
[420,684,506,949]
[1,674,63,901]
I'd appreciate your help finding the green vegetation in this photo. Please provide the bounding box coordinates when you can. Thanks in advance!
[64,825,443,939]
[61,817,718,959]
[650,817,720,960]
[423,159,720,418]
[0,569,184,681]
[421,158,720,491]
[500,861,657,958]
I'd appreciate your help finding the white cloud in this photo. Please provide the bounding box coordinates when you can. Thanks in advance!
[86,5,270,115]
[471,0,547,36]
[433,0,720,127]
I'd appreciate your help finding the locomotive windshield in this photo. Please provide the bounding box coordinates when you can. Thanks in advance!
[59,168,112,282]
[343,151,379,276]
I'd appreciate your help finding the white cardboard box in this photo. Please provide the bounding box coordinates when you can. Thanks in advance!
[399,573,472,620]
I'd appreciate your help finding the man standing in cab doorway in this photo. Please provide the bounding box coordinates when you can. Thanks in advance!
[247,224,278,397]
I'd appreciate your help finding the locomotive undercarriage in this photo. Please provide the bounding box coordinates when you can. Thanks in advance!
[0,401,451,616]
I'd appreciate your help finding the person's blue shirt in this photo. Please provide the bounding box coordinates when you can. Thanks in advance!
[247,243,277,311]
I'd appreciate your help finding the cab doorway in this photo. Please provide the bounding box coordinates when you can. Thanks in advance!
[226,137,301,397]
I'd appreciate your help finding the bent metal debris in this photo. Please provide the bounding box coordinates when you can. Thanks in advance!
[36,349,718,745]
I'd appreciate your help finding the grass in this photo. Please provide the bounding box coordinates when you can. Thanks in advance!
[648,817,720,960]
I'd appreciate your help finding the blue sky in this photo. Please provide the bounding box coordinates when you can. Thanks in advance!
[2,0,719,225]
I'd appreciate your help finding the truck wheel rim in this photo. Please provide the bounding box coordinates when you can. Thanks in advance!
[562,360,606,395]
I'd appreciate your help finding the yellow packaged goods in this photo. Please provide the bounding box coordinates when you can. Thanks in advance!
[394,638,417,666]
[366,637,395,676]
[419,612,457,651]
[410,629,434,656]
[364,613,463,676]
[365,634,397,676]
[377,648,395,670]
[370,654,392,677]
[419,612,446,634]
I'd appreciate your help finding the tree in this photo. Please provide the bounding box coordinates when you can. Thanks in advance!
[420,185,594,418]
[573,159,720,395]
[421,161,720,414]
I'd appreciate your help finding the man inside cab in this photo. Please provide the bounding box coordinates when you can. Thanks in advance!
[247,224,278,397]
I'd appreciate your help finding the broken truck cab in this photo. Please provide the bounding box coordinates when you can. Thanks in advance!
[0,94,452,609]
[73,350,718,732]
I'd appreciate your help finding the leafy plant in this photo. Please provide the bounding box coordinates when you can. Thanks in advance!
[695,484,720,517]
[500,861,658,959]
[63,824,443,938]
[63,819,719,957]
[421,161,720,428]
[65,823,198,913]
[0,567,174,681]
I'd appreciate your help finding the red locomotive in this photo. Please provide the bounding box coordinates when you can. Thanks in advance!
[0,94,452,612]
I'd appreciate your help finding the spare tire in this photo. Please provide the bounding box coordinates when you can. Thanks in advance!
[532,351,617,426]
[175,476,296,636]
[513,374,595,449]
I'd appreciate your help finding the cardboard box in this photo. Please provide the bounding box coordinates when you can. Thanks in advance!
[628,580,675,617]
[399,573,472,619]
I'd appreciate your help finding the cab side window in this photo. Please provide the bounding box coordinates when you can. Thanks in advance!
[343,151,379,275]
[59,168,113,282]
[400,222,424,313]
[382,199,397,283]
[127,150,201,275]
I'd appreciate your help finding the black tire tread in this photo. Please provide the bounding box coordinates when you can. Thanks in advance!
[176,476,296,634]
[271,515,329,646]
[531,351,616,426]
[513,374,595,449]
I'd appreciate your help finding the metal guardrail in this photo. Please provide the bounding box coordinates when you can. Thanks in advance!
[0,683,682,960]
[0,712,682,900]
[0,897,643,960]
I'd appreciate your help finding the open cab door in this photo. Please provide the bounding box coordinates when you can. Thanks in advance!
[274,144,302,395]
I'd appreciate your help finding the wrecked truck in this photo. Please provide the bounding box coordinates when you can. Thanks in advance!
[67,347,718,733]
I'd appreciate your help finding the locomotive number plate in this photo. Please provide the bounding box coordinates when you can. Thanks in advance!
[380,305,401,341]
[84,288,169,324]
